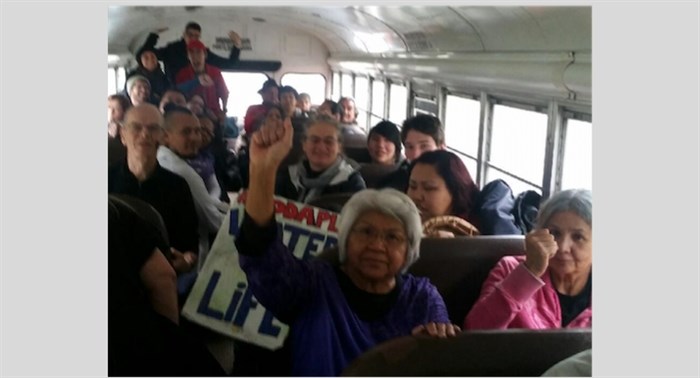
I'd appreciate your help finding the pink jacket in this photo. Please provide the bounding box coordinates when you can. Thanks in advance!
[463,255,592,330]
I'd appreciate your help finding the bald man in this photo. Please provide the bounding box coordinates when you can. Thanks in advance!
[108,103,199,274]
[157,105,228,266]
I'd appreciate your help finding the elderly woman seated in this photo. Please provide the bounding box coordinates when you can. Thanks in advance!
[236,117,460,376]
[407,150,481,236]
[275,114,366,203]
[464,189,592,330]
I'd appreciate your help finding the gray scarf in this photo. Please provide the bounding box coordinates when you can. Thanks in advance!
[289,157,353,203]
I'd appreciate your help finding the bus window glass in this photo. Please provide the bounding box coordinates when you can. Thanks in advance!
[561,119,592,190]
[389,84,408,125]
[108,68,116,96]
[341,73,353,98]
[490,104,547,187]
[445,95,480,158]
[221,72,270,123]
[332,72,340,100]
[281,73,326,108]
[371,80,385,126]
[354,76,369,130]
[116,67,126,94]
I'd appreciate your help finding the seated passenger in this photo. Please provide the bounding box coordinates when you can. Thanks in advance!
[338,96,367,143]
[108,103,199,274]
[185,116,224,200]
[297,92,312,116]
[124,45,171,103]
[276,114,366,203]
[157,105,228,264]
[158,88,187,113]
[244,78,279,135]
[377,114,446,192]
[317,99,341,121]
[279,86,308,167]
[108,94,131,167]
[237,118,460,375]
[407,150,481,233]
[108,197,224,376]
[126,75,153,107]
[464,189,592,330]
[108,94,131,138]
[280,85,308,121]
[367,120,402,166]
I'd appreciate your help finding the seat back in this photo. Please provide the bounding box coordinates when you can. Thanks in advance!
[316,235,525,324]
[414,236,525,324]
[109,194,170,246]
[359,163,400,188]
[306,192,355,213]
[342,329,592,376]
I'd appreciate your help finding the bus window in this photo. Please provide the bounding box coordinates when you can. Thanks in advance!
[488,104,548,191]
[445,95,480,161]
[108,67,126,96]
[108,68,116,96]
[221,72,269,122]
[388,83,408,125]
[370,79,385,126]
[341,73,353,98]
[561,119,592,190]
[354,76,369,129]
[332,72,340,100]
[281,73,326,107]
[116,67,125,94]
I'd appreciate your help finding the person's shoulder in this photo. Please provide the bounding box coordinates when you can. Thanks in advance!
[156,165,190,186]
[206,64,223,75]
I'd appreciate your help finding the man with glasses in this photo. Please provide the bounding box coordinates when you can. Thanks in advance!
[108,103,199,276]
[139,21,243,83]
[157,105,229,267]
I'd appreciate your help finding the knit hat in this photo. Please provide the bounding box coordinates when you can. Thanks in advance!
[368,121,402,162]
[135,45,157,66]
[126,75,151,93]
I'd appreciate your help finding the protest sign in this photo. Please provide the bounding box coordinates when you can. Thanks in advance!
[181,192,339,350]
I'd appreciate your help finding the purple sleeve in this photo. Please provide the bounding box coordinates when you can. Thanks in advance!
[236,215,318,323]
[425,282,451,323]
[463,256,545,330]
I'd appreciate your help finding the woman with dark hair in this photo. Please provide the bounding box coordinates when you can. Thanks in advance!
[407,150,481,231]
[367,120,402,165]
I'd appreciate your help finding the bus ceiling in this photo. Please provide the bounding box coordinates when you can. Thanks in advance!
[108,6,590,103]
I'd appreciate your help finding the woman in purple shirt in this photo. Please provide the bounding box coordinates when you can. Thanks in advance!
[236,116,460,376]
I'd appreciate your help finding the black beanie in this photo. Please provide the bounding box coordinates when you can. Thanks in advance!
[368,121,402,162]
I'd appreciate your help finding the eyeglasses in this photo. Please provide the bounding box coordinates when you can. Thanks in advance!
[351,226,407,249]
[125,123,162,135]
[306,136,338,147]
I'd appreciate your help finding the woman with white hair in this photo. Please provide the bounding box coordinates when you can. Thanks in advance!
[236,117,459,376]
[464,189,593,330]
[125,75,152,107]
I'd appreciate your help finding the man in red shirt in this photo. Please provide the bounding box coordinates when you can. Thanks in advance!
[175,40,229,119]
[243,78,279,135]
